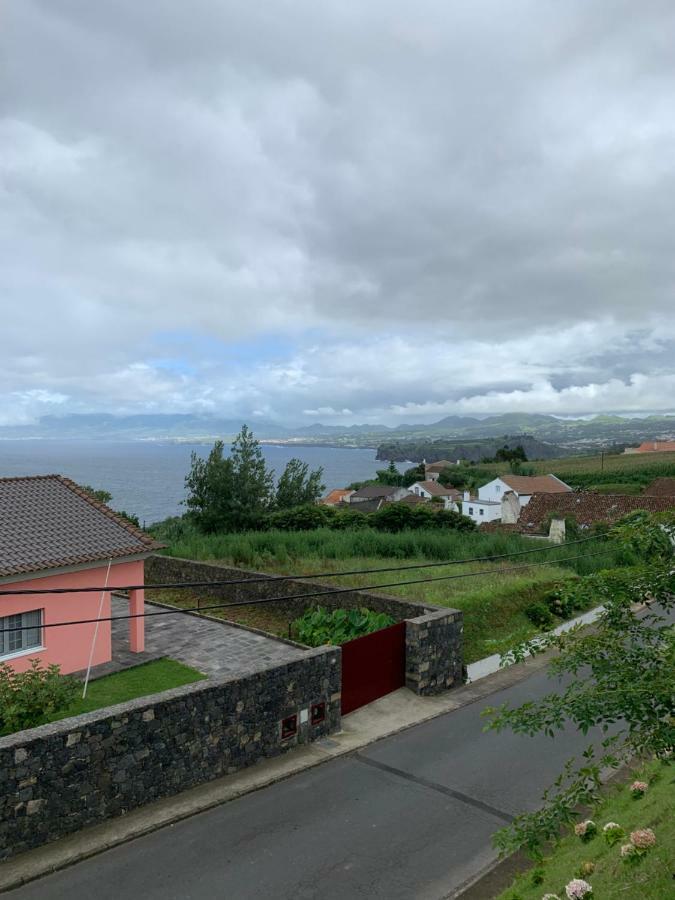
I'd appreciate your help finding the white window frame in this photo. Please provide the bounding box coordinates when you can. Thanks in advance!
[0,609,44,661]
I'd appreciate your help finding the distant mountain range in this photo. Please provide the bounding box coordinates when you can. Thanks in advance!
[0,412,674,454]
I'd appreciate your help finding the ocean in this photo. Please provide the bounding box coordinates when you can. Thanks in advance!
[0,440,383,525]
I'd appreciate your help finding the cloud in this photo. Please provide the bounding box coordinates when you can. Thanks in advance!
[1,1,674,425]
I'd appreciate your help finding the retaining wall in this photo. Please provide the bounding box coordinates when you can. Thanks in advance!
[146,554,439,620]
[0,647,340,861]
[146,555,463,696]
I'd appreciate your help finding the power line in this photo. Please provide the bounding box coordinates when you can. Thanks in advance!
[0,534,608,597]
[0,548,613,634]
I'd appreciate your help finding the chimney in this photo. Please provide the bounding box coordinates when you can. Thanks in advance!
[463,490,470,502]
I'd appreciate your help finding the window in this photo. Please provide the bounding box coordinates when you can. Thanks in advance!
[479,509,484,516]
[468,507,474,515]
[495,485,501,493]
[281,714,298,741]
[311,702,326,726]
[0,609,43,658]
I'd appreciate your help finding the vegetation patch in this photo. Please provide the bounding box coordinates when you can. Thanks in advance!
[292,606,395,647]
[1,659,206,736]
[498,762,674,900]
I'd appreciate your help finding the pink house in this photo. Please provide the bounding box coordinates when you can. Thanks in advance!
[0,475,162,675]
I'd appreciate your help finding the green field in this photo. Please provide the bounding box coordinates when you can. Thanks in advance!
[516,450,675,487]
[498,762,675,900]
[156,529,632,662]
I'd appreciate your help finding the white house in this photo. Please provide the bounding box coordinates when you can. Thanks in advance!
[461,474,572,525]
[477,474,572,508]
[461,491,502,524]
[408,480,462,510]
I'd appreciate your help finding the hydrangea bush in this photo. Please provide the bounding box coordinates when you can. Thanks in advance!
[565,878,593,899]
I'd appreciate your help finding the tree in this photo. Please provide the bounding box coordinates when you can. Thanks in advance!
[184,427,275,532]
[275,458,325,509]
[81,485,113,504]
[438,467,470,490]
[375,460,404,486]
[184,439,236,532]
[230,425,274,528]
[484,511,675,859]
[402,463,425,487]
[495,444,528,463]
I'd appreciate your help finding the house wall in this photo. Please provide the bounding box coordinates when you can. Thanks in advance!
[462,501,502,524]
[0,560,144,676]
[477,477,512,503]
[0,647,341,860]
[501,491,521,524]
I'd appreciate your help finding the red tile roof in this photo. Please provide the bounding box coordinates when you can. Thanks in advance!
[635,440,675,453]
[643,478,675,497]
[425,460,456,473]
[321,488,354,505]
[500,474,571,494]
[518,491,675,534]
[0,475,163,579]
[413,480,461,497]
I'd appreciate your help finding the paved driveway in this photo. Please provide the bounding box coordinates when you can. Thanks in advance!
[111,596,308,678]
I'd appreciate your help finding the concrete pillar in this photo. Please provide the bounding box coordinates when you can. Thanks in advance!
[129,588,145,653]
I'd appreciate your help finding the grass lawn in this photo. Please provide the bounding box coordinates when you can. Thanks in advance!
[498,761,675,900]
[48,658,205,724]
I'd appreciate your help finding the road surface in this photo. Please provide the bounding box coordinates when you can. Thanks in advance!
[8,664,604,900]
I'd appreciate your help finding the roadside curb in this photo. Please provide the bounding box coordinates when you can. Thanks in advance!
[0,650,552,893]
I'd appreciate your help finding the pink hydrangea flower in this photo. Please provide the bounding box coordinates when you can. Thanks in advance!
[630,780,648,797]
[565,879,593,899]
[630,828,656,849]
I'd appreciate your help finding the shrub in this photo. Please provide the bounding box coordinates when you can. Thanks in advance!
[524,601,554,628]
[0,660,79,734]
[265,504,337,531]
[330,509,372,530]
[293,606,395,647]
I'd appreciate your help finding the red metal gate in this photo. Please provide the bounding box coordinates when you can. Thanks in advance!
[340,621,406,715]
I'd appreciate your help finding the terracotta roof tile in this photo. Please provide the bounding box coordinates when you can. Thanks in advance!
[425,460,456,472]
[518,491,675,534]
[412,481,461,497]
[500,474,571,494]
[320,488,354,505]
[636,441,675,452]
[0,475,163,579]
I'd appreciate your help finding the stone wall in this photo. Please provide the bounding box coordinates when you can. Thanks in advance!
[146,555,464,697]
[405,609,463,695]
[0,648,340,861]
[146,554,434,621]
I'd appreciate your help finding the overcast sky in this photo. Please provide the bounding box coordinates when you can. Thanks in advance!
[2,1,674,427]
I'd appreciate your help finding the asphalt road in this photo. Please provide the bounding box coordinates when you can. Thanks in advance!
[7,666,605,900]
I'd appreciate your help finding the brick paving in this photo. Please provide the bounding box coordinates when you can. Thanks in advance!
[92,595,308,680]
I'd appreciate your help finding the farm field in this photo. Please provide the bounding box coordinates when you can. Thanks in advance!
[528,449,675,488]
[153,529,632,663]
